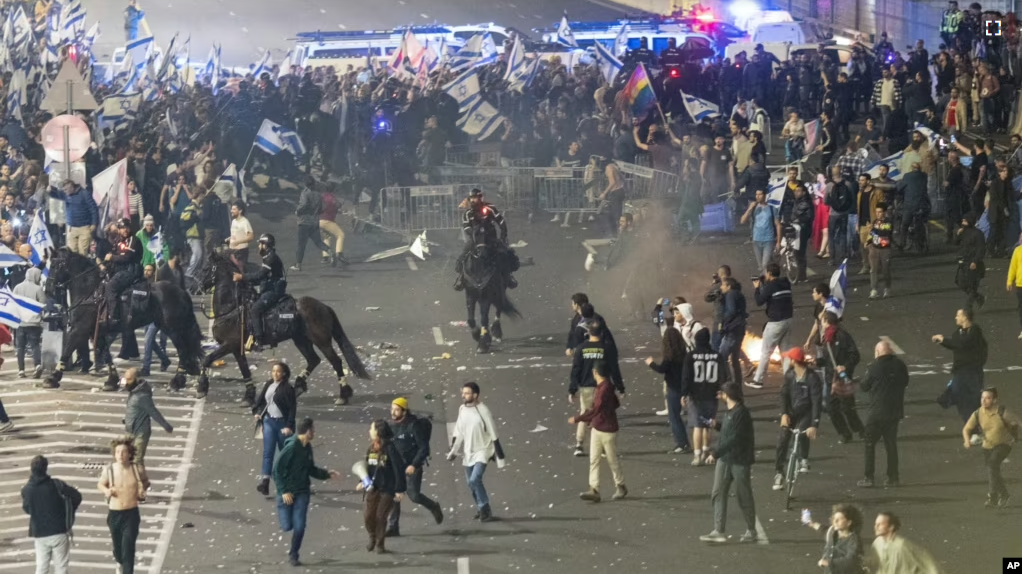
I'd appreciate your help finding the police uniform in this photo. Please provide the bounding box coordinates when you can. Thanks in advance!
[462,202,507,245]
[105,231,143,323]
[245,248,285,343]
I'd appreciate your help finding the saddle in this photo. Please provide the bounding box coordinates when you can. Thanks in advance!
[246,295,299,345]
[100,279,150,327]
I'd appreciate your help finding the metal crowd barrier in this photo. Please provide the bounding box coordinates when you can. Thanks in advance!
[445,149,502,167]
[376,183,477,233]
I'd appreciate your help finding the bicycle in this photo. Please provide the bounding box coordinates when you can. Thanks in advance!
[783,427,806,511]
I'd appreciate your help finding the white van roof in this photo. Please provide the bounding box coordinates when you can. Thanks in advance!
[751,23,805,44]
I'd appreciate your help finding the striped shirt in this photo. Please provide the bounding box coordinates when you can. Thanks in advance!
[128,192,144,217]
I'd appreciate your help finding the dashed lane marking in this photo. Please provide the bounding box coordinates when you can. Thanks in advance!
[754,517,770,545]
[457,556,471,574]
[879,336,905,355]
[433,327,445,345]
[806,267,818,277]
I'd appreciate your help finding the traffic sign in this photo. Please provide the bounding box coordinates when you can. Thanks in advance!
[39,60,100,112]
[42,115,92,163]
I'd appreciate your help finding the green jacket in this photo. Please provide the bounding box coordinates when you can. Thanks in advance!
[272,436,330,495]
[136,228,170,268]
[180,201,202,239]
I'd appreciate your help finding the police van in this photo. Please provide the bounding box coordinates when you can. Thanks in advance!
[534,18,717,58]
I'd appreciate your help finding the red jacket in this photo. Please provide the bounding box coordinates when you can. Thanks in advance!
[576,380,620,433]
[0,324,11,347]
[319,193,338,222]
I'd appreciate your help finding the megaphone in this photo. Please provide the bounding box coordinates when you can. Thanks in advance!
[352,460,373,491]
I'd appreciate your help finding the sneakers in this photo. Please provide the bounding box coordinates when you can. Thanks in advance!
[612,484,628,500]
[17,370,25,378]
[691,453,705,467]
[699,530,727,543]
[739,530,759,543]
[160,359,172,372]
[883,478,900,488]
[772,473,784,491]
[883,288,891,299]
[0,421,14,433]
[857,478,875,488]
[288,557,301,567]
[798,460,810,474]
[256,477,270,496]
[655,408,669,416]
[744,380,764,390]
[289,264,301,272]
[573,444,585,457]
[579,488,601,503]
[671,445,692,455]
[430,503,445,524]
[985,494,999,508]
[869,289,879,300]
[998,494,1012,508]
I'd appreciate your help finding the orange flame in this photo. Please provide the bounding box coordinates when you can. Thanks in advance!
[743,332,783,364]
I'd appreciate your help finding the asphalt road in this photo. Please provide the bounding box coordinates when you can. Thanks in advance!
[3,196,1022,573]
[80,0,621,66]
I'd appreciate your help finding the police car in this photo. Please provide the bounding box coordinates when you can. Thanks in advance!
[534,18,718,58]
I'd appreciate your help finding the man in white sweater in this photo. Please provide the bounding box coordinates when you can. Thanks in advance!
[447,382,503,523]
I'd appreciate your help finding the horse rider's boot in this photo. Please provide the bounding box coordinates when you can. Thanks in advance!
[507,274,518,289]
[491,320,503,341]
[240,382,257,408]
[335,377,354,406]
[245,335,262,353]
[476,327,491,354]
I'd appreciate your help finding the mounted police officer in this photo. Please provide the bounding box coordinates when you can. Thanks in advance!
[234,233,286,352]
[459,188,517,289]
[100,218,143,328]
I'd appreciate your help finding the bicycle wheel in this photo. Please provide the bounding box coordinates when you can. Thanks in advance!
[785,436,799,511]
[785,251,799,282]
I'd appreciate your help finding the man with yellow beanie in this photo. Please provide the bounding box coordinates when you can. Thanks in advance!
[387,397,443,536]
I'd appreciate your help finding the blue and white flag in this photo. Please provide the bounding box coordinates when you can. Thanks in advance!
[826,260,848,318]
[252,50,272,79]
[6,69,25,122]
[156,33,178,81]
[147,228,165,263]
[211,44,222,95]
[0,286,44,328]
[83,21,101,48]
[865,151,904,182]
[118,66,139,94]
[214,163,245,203]
[126,34,154,71]
[448,33,497,72]
[614,24,630,56]
[0,244,26,269]
[61,7,86,41]
[911,123,940,150]
[102,93,141,122]
[27,210,53,266]
[11,6,32,49]
[254,119,305,156]
[593,42,623,83]
[681,91,720,123]
[443,69,481,113]
[457,100,505,141]
[766,177,787,208]
[556,14,578,48]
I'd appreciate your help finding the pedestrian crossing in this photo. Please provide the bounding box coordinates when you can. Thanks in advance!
[0,370,204,573]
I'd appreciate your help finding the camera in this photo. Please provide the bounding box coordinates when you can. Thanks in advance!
[651,297,670,326]
[712,273,720,283]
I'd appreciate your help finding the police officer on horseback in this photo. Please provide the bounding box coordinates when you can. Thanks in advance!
[233,233,286,352]
[459,188,517,289]
[100,218,143,328]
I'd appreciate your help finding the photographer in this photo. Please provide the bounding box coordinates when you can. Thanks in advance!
[748,263,794,389]
[705,266,754,377]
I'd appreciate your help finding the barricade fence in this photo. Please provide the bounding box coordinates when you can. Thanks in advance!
[376,183,477,234]
[444,144,533,168]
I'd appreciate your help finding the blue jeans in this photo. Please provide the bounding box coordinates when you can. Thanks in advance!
[828,213,849,263]
[276,492,310,560]
[261,417,288,477]
[752,241,774,274]
[464,463,489,509]
[666,386,691,449]
[141,324,169,372]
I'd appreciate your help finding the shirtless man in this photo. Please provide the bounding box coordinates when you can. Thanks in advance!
[97,437,150,574]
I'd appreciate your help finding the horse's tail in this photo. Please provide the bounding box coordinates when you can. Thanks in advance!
[328,307,372,380]
[495,283,521,319]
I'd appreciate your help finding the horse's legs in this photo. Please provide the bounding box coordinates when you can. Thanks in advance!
[491,305,503,341]
[466,291,480,342]
[291,333,321,398]
[97,332,120,391]
[42,327,89,388]
[314,341,352,406]
[477,299,493,354]
[194,341,236,399]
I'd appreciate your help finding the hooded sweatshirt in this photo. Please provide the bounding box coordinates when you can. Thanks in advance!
[124,380,174,438]
[675,303,707,350]
[21,473,82,538]
[12,267,45,327]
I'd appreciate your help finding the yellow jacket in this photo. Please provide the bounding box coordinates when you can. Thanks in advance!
[1008,244,1022,288]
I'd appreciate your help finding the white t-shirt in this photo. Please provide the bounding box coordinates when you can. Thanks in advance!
[449,402,499,467]
[231,216,253,249]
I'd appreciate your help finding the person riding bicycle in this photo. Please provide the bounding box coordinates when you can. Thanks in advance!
[458,188,517,289]
[101,218,144,328]
[234,233,285,352]
[772,347,823,492]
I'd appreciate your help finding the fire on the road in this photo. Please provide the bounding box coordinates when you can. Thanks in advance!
[743,332,782,364]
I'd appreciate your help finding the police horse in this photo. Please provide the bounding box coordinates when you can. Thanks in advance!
[199,248,370,406]
[43,248,204,391]
[455,227,521,353]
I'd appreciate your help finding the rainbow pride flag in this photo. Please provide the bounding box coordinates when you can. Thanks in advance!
[622,64,657,120]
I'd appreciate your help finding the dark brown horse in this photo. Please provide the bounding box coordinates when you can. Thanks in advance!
[198,248,370,406]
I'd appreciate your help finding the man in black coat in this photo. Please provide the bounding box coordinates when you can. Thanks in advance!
[386,397,443,536]
[21,455,82,571]
[955,213,986,311]
[858,341,909,488]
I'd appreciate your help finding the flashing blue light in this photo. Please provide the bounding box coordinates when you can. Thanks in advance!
[728,0,760,19]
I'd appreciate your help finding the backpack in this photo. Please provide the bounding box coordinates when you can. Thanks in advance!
[974,405,1020,441]
[416,416,433,459]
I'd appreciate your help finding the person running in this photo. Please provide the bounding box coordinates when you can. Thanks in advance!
[386,397,444,536]
[358,419,406,554]
[272,418,341,567]
[962,387,1021,508]
[817,503,866,574]
[932,308,987,432]
[870,511,944,573]
[447,382,503,523]
[571,361,627,503]
[253,362,297,497]
[772,348,822,491]
[701,382,758,544]
[97,437,150,574]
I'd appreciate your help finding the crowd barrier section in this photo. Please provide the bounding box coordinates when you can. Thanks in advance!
[376,183,477,233]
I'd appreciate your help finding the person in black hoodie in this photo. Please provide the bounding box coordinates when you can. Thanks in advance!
[21,455,82,573]
[253,362,298,496]
[646,328,691,455]
[357,419,407,554]
[565,296,611,356]
[683,328,725,467]
[386,397,443,536]
[772,347,823,491]
[955,213,987,311]
[858,341,909,488]
[570,320,624,456]
[822,312,865,443]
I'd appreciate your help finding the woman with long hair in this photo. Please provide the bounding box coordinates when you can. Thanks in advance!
[252,362,297,497]
[645,327,691,456]
[813,173,831,258]
[817,503,864,573]
[356,419,405,554]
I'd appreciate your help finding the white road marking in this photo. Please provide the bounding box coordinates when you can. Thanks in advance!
[806,267,818,277]
[457,556,471,574]
[754,517,770,545]
[879,336,905,355]
[406,256,419,271]
[433,327,445,345]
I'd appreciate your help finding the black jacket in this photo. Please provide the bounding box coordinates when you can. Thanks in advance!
[21,474,82,538]
[109,235,143,273]
[779,367,824,427]
[713,402,755,465]
[565,312,609,351]
[790,193,814,227]
[391,413,430,468]
[940,324,987,371]
[860,354,909,421]
[365,443,407,495]
[570,337,624,395]
[825,180,855,214]
[649,357,686,393]
[721,286,748,334]
[253,379,298,431]
[754,277,794,322]
[825,328,861,377]
[244,249,285,294]
[956,226,986,267]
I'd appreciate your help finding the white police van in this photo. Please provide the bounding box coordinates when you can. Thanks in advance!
[534,18,717,57]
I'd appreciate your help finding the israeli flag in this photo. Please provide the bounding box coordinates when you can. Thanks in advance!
[912,123,940,149]
[27,210,53,266]
[147,228,165,263]
[557,14,578,48]
[84,21,101,47]
[681,91,720,123]
[215,163,246,202]
[11,6,32,48]
[443,69,481,113]
[0,286,44,328]
[102,93,142,121]
[593,42,623,83]
[614,24,630,56]
[457,100,505,141]
[211,44,222,95]
[254,119,306,156]
[826,260,848,318]
[252,50,272,79]
[766,177,787,208]
[865,151,904,182]
[0,244,26,268]
[126,35,154,73]
[6,69,25,122]
[61,8,86,41]
[448,33,497,72]
[156,33,178,81]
